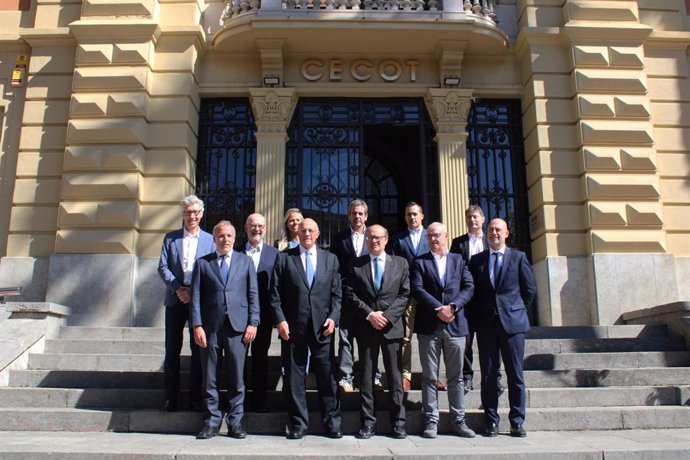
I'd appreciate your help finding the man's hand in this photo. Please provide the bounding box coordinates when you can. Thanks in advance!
[277,321,290,341]
[368,311,389,331]
[435,305,455,323]
[243,325,257,344]
[175,286,190,304]
[193,325,207,348]
[322,318,336,337]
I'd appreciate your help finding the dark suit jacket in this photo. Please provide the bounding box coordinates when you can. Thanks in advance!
[270,247,342,343]
[468,247,537,335]
[450,233,489,264]
[236,242,279,326]
[344,254,410,340]
[389,228,430,273]
[411,251,474,337]
[190,251,260,334]
[158,228,214,306]
[330,227,365,278]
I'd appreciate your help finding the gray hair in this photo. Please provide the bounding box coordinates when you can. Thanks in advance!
[213,220,235,236]
[348,199,368,214]
[180,195,204,213]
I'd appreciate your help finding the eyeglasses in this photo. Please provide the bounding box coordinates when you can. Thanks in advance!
[366,235,387,241]
[183,210,202,217]
[427,233,445,239]
[249,224,265,229]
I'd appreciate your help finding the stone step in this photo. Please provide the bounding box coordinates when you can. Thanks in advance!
[1,386,687,410]
[0,405,689,434]
[27,350,690,372]
[9,367,690,389]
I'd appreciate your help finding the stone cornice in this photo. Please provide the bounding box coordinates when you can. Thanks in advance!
[19,28,75,46]
[70,19,161,43]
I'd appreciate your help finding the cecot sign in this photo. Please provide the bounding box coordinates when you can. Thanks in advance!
[301,59,420,83]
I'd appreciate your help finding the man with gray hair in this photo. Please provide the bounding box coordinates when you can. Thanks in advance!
[158,195,215,412]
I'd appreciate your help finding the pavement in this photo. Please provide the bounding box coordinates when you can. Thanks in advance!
[1,428,690,459]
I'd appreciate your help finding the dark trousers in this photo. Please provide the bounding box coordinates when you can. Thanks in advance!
[249,323,273,404]
[358,333,405,428]
[477,316,526,426]
[465,317,502,383]
[164,301,202,404]
[281,330,341,432]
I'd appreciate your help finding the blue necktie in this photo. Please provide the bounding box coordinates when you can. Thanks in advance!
[219,254,229,283]
[492,252,502,287]
[373,257,382,293]
[305,251,314,287]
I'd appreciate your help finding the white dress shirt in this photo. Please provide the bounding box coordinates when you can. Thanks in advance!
[182,228,200,285]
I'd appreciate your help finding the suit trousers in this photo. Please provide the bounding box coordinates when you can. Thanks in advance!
[401,298,418,381]
[164,300,202,404]
[477,315,526,426]
[200,318,247,428]
[418,324,467,424]
[281,329,341,432]
[249,322,273,404]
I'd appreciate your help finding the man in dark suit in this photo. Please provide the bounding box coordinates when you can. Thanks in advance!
[190,220,260,440]
[468,218,537,438]
[449,204,502,394]
[389,201,435,391]
[158,195,215,412]
[330,199,368,392]
[345,224,409,440]
[240,213,279,412]
[270,218,343,440]
[411,222,476,439]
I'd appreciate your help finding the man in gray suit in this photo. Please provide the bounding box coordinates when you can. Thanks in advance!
[158,195,215,412]
[190,220,260,440]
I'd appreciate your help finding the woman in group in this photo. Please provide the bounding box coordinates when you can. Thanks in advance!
[275,208,303,251]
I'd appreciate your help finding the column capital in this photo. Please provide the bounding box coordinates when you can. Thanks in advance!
[249,88,298,133]
[424,88,474,134]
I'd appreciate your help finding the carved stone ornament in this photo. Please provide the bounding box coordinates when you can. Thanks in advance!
[251,91,295,123]
[429,91,472,123]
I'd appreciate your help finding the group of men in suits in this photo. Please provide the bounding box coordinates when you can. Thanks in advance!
[158,195,536,440]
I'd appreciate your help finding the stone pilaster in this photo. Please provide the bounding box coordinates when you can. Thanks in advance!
[424,88,473,239]
[249,88,298,243]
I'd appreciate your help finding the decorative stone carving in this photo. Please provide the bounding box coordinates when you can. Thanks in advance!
[425,89,473,134]
[249,89,298,133]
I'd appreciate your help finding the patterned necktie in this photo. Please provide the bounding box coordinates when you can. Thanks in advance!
[305,251,314,287]
[220,254,229,283]
[373,257,382,293]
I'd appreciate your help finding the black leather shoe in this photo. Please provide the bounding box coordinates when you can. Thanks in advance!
[392,425,407,439]
[510,424,526,438]
[327,427,343,439]
[287,426,307,439]
[356,425,375,439]
[163,399,178,412]
[497,381,505,396]
[228,424,247,439]
[196,425,219,439]
[484,423,499,437]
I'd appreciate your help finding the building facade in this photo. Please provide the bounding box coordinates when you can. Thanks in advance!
[1,0,689,328]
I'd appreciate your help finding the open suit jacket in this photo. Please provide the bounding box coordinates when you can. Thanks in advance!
[158,228,214,306]
[390,227,429,270]
[468,247,536,335]
[450,234,489,264]
[236,242,280,326]
[270,246,342,343]
[411,251,474,337]
[190,250,260,334]
[344,254,410,340]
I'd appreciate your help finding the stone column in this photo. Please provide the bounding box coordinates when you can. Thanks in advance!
[249,88,298,243]
[424,89,473,239]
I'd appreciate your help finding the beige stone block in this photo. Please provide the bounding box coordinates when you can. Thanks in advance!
[544,204,586,231]
[148,123,197,152]
[58,201,139,227]
[590,230,666,253]
[573,46,609,67]
[141,177,193,202]
[13,178,62,204]
[609,47,644,68]
[663,205,690,230]
[660,179,690,202]
[657,153,690,177]
[71,93,147,118]
[580,120,653,145]
[66,118,147,145]
[517,0,565,28]
[158,3,202,26]
[76,44,113,65]
[137,232,166,258]
[19,126,68,150]
[526,150,583,186]
[639,2,685,31]
[653,127,690,152]
[70,94,108,117]
[148,97,198,127]
[578,95,615,118]
[626,203,663,227]
[565,1,639,22]
[56,229,136,254]
[647,78,690,102]
[651,102,690,126]
[620,148,657,171]
[6,234,56,257]
[25,74,74,99]
[153,39,198,72]
[531,99,577,124]
[143,149,193,176]
[522,75,575,108]
[574,69,647,93]
[585,174,660,199]
[139,204,180,231]
[643,48,688,78]
[64,145,145,172]
[583,147,621,171]
[613,96,651,118]
[528,178,584,212]
[113,43,151,65]
[73,67,149,92]
[9,206,59,232]
[34,3,81,28]
[148,72,199,104]
[61,172,140,199]
[29,46,76,74]
[23,100,70,125]
[81,0,155,17]
[666,234,690,256]
[524,43,572,75]
[532,232,588,259]
[524,125,579,156]
[588,203,627,227]
[16,152,64,177]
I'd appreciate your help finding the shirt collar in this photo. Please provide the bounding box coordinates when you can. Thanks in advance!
[350,226,366,236]
[409,227,422,235]
[431,250,448,260]
[184,228,199,238]
[468,232,483,241]
[369,253,386,263]
[490,246,506,255]
[245,242,262,253]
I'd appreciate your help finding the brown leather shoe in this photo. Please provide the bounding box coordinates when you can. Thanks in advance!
[402,378,411,392]
[436,381,447,391]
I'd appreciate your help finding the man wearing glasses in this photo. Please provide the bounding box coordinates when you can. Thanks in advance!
[158,195,215,412]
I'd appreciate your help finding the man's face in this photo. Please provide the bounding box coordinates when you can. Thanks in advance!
[298,219,320,250]
[365,225,388,256]
[466,210,485,235]
[214,224,235,254]
[348,205,368,231]
[426,223,448,254]
[404,205,424,230]
[183,204,203,233]
[245,215,265,247]
[487,219,509,251]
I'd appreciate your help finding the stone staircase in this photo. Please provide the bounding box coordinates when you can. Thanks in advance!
[1,324,689,435]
